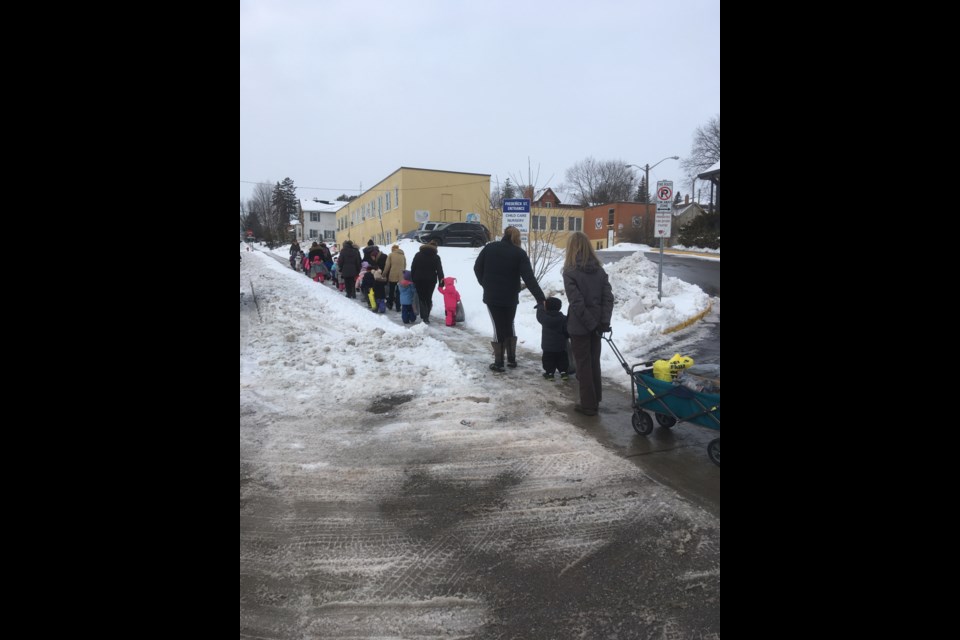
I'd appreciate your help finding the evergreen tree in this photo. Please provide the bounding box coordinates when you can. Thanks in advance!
[634,176,650,203]
[502,178,516,200]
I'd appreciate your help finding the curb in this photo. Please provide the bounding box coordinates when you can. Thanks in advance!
[660,249,720,259]
[662,301,713,335]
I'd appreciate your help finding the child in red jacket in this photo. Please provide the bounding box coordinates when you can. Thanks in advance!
[438,276,461,326]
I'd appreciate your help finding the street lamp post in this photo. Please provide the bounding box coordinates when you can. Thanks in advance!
[626,156,679,300]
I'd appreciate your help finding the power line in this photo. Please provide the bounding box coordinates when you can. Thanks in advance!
[240,178,490,194]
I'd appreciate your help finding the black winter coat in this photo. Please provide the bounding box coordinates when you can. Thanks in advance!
[536,308,568,352]
[337,243,362,278]
[410,244,444,288]
[473,237,545,306]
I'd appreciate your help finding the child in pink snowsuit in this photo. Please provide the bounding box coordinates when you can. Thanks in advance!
[438,276,461,327]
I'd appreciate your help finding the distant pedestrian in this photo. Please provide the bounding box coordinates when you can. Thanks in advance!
[337,240,362,299]
[381,244,407,312]
[438,276,461,327]
[410,240,444,324]
[398,270,418,324]
[362,239,378,264]
[473,226,545,372]
[562,231,614,416]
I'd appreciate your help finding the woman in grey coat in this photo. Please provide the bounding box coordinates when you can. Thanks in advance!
[562,232,614,416]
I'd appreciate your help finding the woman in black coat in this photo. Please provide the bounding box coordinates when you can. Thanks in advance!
[473,226,545,371]
[336,240,362,299]
[409,241,444,323]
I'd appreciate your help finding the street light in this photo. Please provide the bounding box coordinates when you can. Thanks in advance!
[625,156,680,205]
[625,156,680,300]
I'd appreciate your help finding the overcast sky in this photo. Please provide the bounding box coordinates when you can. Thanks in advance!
[240,0,720,204]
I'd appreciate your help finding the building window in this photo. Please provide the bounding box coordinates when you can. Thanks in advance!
[550,216,564,231]
[395,186,399,207]
[608,208,615,227]
[386,192,391,210]
[532,215,546,230]
[324,230,334,240]
[310,212,320,222]
[545,202,552,208]
[309,229,319,238]
[378,196,382,216]
[568,217,582,231]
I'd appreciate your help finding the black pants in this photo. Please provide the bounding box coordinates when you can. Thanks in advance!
[485,304,517,343]
[413,280,435,322]
[542,350,569,374]
[387,282,401,310]
[344,278,357,299]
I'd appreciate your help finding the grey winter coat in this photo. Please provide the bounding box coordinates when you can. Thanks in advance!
[562,259,614,336]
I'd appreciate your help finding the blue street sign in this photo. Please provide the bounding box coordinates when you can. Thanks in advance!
[503,198,530,213]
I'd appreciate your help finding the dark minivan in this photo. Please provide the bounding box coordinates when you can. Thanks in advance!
[419,222,490,247]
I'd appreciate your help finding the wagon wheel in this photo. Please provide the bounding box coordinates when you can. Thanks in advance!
[632,410,653,436]
[707,438,720,466]
[655,413,677,428]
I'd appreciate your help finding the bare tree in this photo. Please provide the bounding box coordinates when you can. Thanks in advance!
[506,161,564,285]
[561,157,636,206]
[472,160,565,285]
[246,182,273,242]
[680,115,720,183]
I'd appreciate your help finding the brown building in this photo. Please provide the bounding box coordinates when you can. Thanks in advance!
[583,202,657,250]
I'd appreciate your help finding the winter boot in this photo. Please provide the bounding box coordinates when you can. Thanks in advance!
[489,342,505,372]
[506,336,518,368]
[542,372,555,381]
[378,300,386,313]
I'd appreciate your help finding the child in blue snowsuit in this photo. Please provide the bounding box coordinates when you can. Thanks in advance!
[398,270,418,324]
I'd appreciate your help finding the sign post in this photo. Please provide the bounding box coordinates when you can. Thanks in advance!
[502,198,531,245]
[655,181,674,300]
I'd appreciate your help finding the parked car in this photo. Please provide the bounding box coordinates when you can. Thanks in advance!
[398,222,442,242]
[419,222,491,247]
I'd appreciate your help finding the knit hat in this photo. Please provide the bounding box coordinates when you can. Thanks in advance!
[402,270,412,280]
[545,297,562,312]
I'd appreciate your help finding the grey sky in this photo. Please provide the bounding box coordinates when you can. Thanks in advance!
[240,0,720,203]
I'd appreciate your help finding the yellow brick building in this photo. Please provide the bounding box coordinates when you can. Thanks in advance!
[336,167,491,247]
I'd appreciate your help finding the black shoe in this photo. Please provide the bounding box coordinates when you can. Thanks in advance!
[574,404,598,416]
[507,360,517,368]
[560,372,569,381]
[489,362,505,373]
[542,372,555,381]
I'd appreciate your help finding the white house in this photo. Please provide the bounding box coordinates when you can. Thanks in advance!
[299,198,345,242]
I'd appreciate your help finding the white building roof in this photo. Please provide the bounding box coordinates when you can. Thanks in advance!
[299,198,347,213]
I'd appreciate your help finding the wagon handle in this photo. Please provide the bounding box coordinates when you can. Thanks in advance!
[601,331,633,375]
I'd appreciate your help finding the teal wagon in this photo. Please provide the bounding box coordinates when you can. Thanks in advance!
[602,332,720,466]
